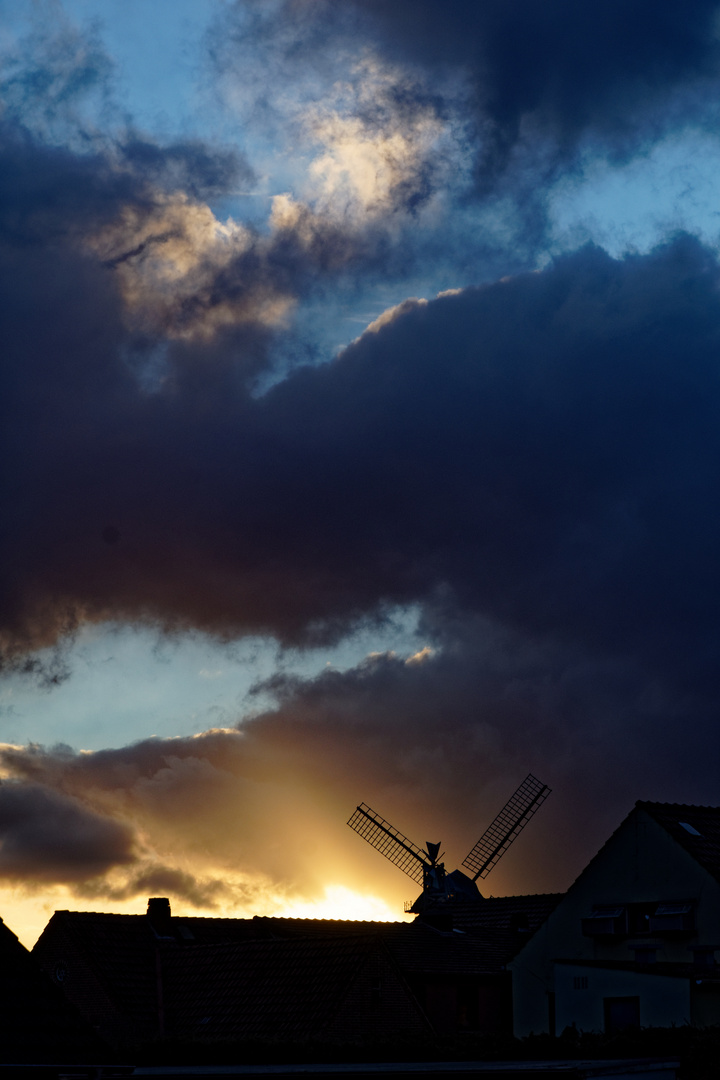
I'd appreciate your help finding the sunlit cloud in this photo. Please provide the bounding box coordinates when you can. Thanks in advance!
[301,57,451,222]
[86,192,295,341]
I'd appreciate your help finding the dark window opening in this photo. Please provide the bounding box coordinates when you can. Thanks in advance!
[604,996,640,1035]
[627,902,656,936]
[573,976,588,990]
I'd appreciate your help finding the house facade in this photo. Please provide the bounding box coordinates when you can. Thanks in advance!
[510,802,720,1036]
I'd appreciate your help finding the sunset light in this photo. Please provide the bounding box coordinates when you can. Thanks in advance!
[273,884,409,923]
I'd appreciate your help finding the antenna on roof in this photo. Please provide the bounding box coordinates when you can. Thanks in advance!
[462,773,551,882]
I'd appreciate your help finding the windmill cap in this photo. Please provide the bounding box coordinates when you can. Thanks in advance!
[426,841,442,863]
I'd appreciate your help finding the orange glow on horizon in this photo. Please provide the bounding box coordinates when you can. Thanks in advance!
[271,883,411,922]
[0,879,411,951]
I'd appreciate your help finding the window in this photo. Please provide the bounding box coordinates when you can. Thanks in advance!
[650,900,695,934]
[679,821,702,836]
[582,905,626,937]
[604,996,640,1035]
[573,976,588,990]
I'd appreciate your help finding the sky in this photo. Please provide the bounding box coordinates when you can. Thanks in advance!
[2,0,720,947]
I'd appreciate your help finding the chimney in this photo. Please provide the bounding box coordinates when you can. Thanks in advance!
[147,897,172,937]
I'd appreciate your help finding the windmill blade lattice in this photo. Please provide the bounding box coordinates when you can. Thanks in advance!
[347,804,428,884]
[462,774,551,881]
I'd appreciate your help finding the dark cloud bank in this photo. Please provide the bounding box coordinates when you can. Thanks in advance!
[3,184,720,894]
[2,1,720,904]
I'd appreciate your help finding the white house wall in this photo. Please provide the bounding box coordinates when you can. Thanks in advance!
[554,963,691,1034]
[510,806,720,1036]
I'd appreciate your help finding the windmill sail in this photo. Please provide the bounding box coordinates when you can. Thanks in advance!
[347,804,429,884]
[462,773,551,881]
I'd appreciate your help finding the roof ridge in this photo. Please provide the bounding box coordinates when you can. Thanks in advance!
[637,800,720,811]
[252,915,405,923]
[483,891,565,900]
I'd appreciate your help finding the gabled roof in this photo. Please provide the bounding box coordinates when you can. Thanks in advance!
[540,800,720,907]
[638,802,720,885]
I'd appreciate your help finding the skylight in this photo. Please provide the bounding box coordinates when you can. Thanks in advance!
[679,821,702,836]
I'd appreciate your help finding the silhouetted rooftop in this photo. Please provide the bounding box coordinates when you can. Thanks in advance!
[163,933,431,1043]
[33,894,565,1045]
[33,907,258,1041]
[445,893,565,936]
[0,914,105,1060]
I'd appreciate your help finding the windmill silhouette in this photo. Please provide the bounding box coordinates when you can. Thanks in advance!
[348,774,551,913]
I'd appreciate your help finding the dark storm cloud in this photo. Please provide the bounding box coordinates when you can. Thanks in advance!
[120,137,254,202]
[0,781,134,883]
[6,132,720,690]
[0,744,246,902]
[353,0,720,145]
[75,864,235,908]
[0,116,428,660]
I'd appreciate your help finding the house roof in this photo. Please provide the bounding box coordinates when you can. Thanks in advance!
[34,891,560,1043]
[33,908,258,1031]
[638,802,720,885]
[251,917,406,937]
[448,893,564,936]
[0,915,105,1060]
[543,801,720,908]
[250,900,564,973]
[162,933,428,1043]
[250,895,563,940]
